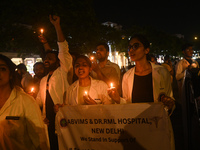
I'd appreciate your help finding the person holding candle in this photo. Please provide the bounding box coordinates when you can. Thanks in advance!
[36,15,73,150]
[107,34,175,149]
[108,34,175,110]
[28,62,46,98]
[90,43,121,94]
[175,43,200,97]
[0,54,49,149]
[63,55,114,106]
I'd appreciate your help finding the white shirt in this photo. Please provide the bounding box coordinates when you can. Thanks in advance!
[0,87,49,150]
[175,58,199,82]
[120,62,174,104]
[64,77,114,105]
[36,40,72,118]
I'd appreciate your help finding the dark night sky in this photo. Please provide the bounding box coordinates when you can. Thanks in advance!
[93,1,200,40]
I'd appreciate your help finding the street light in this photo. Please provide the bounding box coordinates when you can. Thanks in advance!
[194,36,198,40]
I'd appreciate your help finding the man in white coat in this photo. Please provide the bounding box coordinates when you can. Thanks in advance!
[36,15,72,150]
[175,43,199,97]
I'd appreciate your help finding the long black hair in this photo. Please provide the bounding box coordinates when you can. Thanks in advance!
[0,54,17,89]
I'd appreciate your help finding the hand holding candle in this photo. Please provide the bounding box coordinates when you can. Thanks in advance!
[110,82,115,89]
[83,91,97,105]
[107,83,120,104]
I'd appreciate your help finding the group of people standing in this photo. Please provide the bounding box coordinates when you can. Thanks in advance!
[0,15,199,150]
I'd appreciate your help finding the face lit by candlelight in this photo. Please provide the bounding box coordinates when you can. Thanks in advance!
[74,58,92,79]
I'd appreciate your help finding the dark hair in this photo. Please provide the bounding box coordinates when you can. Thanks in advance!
[33,62,44,70]
[45,50,59,61]
[0,54,17,89]
[74,55,92,67]
[16,63,27,71]
[182,43,193,51]
[33,62,44,68]
[129,34,150,49]
[96,42,109,52]
[164,55,170,61]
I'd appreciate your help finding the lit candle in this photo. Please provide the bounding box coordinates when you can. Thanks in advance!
[84,91,88,96]
[40,28,44,35]
[90,56,94,60]
[31,87,35,93]
[110,83,115,89]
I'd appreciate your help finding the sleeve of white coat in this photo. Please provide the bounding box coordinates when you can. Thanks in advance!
[57,40,73,73]
[23,95,49,149]
[175,61,186,81]
[162,68,175,115]
[35,85,43,108]
[163,69,174,98]
[120,73,129,104]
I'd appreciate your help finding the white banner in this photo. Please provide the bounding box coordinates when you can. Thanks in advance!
[56,103,173,150]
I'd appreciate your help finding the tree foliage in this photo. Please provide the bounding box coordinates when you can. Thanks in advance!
[0,0,185,57]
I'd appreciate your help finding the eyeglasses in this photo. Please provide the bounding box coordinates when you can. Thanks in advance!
[128,43,142,51]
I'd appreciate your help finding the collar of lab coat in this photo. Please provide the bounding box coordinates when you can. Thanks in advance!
[126,62,162,102]
[0,87,18,115]
[70,76,100,104]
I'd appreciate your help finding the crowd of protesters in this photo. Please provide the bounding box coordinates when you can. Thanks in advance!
[0,15,200,150]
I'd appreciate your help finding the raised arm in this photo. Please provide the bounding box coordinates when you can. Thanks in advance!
[49,15,65,42]
[49,15,73,73]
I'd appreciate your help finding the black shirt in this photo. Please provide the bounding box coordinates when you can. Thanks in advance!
[132,73,154,103]
[185,57,193,65]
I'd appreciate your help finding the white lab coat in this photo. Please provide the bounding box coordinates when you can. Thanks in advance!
[121,62,175,150]
[36,40,72,118]
[175,58,199,97]
[0,87,49,150]
[175,58,199,81]
[120,62,174,104]
[64,77,114,105]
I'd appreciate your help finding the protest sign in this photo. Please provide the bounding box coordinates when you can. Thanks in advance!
[56,103,173,150]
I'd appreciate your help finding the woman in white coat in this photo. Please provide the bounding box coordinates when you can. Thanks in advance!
[64,55,114,106]
[108,34,175,150]
[0,54,49,150]
[108,34,175,111]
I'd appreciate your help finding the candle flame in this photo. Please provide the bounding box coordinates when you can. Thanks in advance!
[110,83,113,88]
[40,28,44,34]
[31,87,34,92]
[84,91,88,95]
[90,56,94,60]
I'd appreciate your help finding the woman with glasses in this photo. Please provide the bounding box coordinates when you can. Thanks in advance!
[108,34,175,149]
[108,34,175,112]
